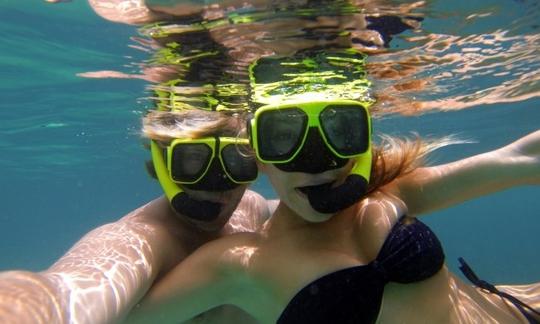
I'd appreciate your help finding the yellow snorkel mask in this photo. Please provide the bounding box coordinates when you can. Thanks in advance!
[151,140,220,221]
[151,136,257,221]
[248,98,373,213]
[248,48,374,213]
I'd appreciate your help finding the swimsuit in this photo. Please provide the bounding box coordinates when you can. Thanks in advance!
[459,258,540,324]
[278,216,445,324]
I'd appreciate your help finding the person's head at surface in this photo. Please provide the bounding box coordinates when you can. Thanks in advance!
[248,98,372,222]
[248,99,436,223]
[143,109,257,231]
[246,49,376,221]
[246,49,438,222]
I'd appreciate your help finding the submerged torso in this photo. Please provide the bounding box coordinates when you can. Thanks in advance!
[277,213,445,323]
[221,191,528,324]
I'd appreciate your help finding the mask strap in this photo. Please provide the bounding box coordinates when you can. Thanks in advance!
[151,140,183,202]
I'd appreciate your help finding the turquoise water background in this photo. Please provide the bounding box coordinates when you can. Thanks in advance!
[0,0,539,287]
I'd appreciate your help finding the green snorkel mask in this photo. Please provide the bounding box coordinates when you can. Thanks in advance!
[151,140,221,221]
[248,99,373,214]
[151,137,258,221]
[248,48,374,213]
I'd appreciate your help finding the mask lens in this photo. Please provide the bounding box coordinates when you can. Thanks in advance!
[170,143,212,183]
[320,105,369,156]
[257,107,307,161]
[221,144,258,182]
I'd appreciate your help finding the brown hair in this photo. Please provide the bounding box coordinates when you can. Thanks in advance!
[142,109,248,143]
[368,134,459,193]
[141,109,250,180]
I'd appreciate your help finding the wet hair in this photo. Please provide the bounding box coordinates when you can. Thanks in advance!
[142,109,247,143]
[368,134,459,193]
[141,108,249,180]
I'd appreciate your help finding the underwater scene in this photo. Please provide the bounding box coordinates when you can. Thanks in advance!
[1,0,539,290]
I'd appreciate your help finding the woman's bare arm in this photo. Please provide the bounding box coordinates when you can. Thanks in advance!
[395,130,540,215]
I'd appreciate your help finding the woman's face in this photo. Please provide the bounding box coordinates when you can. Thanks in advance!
[259,160,353,222]
[181,184,248,231]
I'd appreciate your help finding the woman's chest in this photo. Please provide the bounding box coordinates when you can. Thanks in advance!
[238,226,378,316]
[240,241,365,322]
[235,195,410,320]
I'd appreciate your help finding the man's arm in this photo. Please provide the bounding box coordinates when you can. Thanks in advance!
[0,197,180,324]
[126,234,250,324]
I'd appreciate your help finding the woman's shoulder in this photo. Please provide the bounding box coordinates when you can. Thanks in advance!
[336,192,409,258]
[182,231,263,277]
[229,190,274,232]
[345,191,408,232]
[356,190,408,217]
[206,231,263,255]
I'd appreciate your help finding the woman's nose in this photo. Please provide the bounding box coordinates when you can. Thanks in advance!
[275,127,348,174]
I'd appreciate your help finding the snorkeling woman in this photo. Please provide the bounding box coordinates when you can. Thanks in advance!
[0,108,273,324]
[126,46,540,323]
[130,107,540,323]
[36,1,539,322]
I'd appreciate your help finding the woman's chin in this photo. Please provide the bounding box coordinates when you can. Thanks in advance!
[288,191,334,222]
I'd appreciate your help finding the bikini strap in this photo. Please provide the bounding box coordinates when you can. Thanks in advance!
[458,257,540,324]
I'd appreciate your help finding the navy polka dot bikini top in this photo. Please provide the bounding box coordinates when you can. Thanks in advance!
[277,216,445,324]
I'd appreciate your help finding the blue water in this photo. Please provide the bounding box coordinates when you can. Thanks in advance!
[0,0,539,287]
